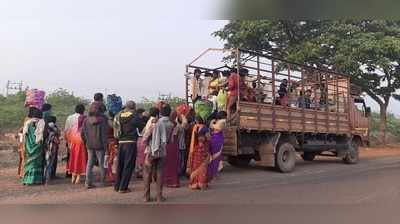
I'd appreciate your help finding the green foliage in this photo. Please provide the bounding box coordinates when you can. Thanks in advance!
[215,20,400,142]
[46,88,89,129]
[0,89,88,131]
[370,112,400,142]
[136,96,186,111]
[0,92,27,131]
[214,20,400,107]
[0,88,185,131]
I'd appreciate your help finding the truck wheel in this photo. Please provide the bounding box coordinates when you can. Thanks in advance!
[343,140,359,164]
[301,152,316,161]
[227,156,251,167]
[275,143,296,173]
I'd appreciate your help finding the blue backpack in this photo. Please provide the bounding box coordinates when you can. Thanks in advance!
[106,94,123,115]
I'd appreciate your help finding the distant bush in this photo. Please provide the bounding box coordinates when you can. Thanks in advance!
[0,89,89,131]
[0,92,27,132]
[370,112,400,144]
[0,89,186,132]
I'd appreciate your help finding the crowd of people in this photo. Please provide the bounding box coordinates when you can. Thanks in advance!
[192,67,331,120]
[17,93,226,203]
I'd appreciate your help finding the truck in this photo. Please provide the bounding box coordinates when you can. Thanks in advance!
[185,48,371,173]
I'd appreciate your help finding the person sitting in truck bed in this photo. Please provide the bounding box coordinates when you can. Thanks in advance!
[208,70,221,111]
[276,79,289,106]
[191,69,206,103]
[226,68,239,119]
[297,89,312,109]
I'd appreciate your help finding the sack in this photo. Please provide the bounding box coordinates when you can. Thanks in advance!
[194,100,213,121]
[25,89,45,109]
[176,104,191,117]
[216,89,227,110]
[106,94,123,115]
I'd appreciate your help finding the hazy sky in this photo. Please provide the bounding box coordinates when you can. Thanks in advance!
[0,1,398,115]
[0,0,223,100]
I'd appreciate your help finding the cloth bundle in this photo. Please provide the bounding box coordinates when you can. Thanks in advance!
[25,89,45,110]
[194,100,213,121]
[106,94,123,115]
[176,104,191,117]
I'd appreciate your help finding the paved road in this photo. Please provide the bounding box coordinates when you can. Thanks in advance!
[1,155,400,205]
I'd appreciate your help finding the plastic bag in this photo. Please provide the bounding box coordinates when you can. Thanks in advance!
[106,94,123,115]
[176,104,191,117]
[216,89,227,110]
[194,100,213,121]
[25,89,45,109]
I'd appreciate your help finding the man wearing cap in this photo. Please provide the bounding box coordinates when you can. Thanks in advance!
[113,101,145,193]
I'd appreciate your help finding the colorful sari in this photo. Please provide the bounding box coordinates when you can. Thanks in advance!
[106,138,118,182]
[187,124,210,189]
[163,134,180,188]
[186,123,204,174]
[66,115,87,176]
[188,141,210,189]
[135,137,146,178]
[208,130,224,182]
[22,119,45,185]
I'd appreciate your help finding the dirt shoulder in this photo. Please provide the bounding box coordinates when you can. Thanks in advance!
[360,145,400,159]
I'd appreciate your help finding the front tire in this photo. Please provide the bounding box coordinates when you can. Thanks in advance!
[343,140,359,164]
[275,142,296,173]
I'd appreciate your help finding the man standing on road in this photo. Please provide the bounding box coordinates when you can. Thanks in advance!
[113,101,144,193]
[143,104,174,202]
[81,102,109,189]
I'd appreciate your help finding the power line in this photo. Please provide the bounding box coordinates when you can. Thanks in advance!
[6,80,23,96]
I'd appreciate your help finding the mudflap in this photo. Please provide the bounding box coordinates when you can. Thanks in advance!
[255,133,281,167]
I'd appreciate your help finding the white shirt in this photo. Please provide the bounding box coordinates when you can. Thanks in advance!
[64,113,81,133]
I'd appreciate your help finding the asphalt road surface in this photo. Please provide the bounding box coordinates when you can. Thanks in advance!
[1,153,400,205]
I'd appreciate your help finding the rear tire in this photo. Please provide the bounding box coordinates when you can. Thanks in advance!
[343,140,359,164]
[301,152,316,161]
[275,142,296,173]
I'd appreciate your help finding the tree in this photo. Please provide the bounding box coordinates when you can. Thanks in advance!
[46,88,89,128]
[214,20,400,144]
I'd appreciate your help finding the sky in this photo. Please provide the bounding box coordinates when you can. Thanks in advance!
[0,0,398,115]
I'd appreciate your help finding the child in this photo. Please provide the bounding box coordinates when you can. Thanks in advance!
[44,116,60,184]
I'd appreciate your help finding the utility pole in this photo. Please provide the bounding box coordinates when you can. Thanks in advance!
[5,80,23,97]
[158,92,172,102]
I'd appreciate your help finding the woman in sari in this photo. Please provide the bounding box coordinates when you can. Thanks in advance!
[186,115,205,174]
[22,107,45,185]
[163,112,181,188]
[65,104,87,184]
[187,126,210,190]
[106,111,118,182]
[208,119,225,182]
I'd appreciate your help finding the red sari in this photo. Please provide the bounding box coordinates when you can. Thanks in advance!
[66,115,87,176]
[188,141,210,189]
[106,137,118,182]
[163,134,180,188]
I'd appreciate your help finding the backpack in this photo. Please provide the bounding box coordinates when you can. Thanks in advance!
[106,94,123,115]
